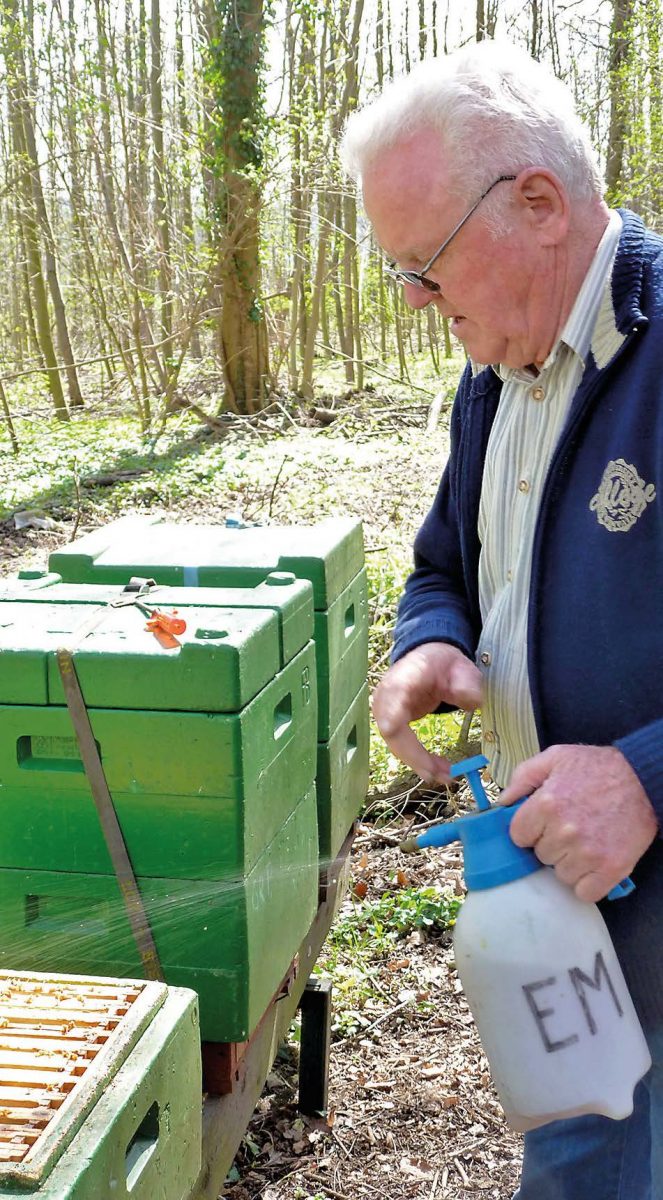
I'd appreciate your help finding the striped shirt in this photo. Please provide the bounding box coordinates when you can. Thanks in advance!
[475,210,623,787]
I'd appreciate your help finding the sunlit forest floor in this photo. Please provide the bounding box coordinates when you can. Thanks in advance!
[1,351,523,1198]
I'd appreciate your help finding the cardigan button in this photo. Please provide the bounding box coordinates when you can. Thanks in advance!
[480,652,492,666]
[485,730,496,744]
[531,385,545,401]
[518,479,530,494]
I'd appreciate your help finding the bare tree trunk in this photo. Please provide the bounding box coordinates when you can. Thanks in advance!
[378,254,387,360]
[386,0,394,78]
[0,378,19,453]
[20,82,84,407]
[529,0,543,59]
[288,252,303,393]
[17,222,40,362]
[476,0,486,41]
[606,0,636,200]
[335,0,364,385]
[427,306,440,373]
[394,288,409,383]
[2,0,68,418]
[442,316,453,358]
[18,0,83,407]
[341,192,356,385]
[548,0,561,76]
[176,0,202,357]
[350,194,363,389]
[93,0,118,225]
[300,201,332,398]
[204,0,269,414]
[375,0,385,87]
[287,1,306,392]
[150,0,173,349]
[647,0,663,217]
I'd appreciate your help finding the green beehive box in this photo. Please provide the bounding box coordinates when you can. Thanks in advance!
[49,514,364,607]
[0,573,313,674]
[47,516,369,739]
[314,567,368,738]
[0,641,317,879]
[0,786,318,1043]
[0,579,314,712]
[0,976,201,1200]
[316,683,370,862]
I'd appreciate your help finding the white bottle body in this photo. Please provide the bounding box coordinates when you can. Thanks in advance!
[454,869,651,1131]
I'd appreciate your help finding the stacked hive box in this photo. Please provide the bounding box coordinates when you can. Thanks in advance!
[0,577,320,1041]
[0,970,200,1200]
[49,516,370,864]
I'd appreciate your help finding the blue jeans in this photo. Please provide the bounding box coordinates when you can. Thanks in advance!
[515,842,663,1200]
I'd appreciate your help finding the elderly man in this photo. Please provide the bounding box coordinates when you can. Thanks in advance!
[341,40,662,1200]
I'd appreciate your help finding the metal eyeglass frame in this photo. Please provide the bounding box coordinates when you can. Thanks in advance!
[385,174,517,293]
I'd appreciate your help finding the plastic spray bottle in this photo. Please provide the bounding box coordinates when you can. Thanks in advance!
[403,755,651,1131]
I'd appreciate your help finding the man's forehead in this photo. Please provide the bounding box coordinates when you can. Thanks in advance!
[361,135,452,257]
[380,237,438,265]
[362,132,448,196]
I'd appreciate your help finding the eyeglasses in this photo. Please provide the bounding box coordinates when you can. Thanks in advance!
[385,174,517,293]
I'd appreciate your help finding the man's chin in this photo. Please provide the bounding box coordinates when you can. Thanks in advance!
[450,326,527,371]
[450,323,499,363]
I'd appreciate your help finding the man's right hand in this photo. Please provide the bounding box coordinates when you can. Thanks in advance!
[371,642,483,784]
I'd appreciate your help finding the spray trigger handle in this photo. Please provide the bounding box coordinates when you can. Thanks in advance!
[409,755,635,900]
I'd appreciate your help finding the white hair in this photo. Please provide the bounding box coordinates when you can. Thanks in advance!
[340,41,604,207]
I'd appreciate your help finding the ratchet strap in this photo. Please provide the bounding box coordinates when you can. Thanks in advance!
[56,645,165,983]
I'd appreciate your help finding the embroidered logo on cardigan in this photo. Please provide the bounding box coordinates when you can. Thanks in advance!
[590,459,656,532]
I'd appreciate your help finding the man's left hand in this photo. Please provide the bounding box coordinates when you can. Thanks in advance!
[499,745,659,902]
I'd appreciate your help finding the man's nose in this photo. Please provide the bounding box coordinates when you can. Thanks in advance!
[403,282,435,310]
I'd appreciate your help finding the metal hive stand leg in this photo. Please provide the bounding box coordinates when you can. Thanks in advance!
[298,976,332,1116]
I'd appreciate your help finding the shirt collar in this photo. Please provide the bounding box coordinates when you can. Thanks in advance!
[555,208,622,365]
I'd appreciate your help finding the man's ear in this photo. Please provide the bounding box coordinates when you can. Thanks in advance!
[514,168,569,246]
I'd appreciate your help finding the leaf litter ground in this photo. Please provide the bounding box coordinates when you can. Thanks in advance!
[1,380,524,1199]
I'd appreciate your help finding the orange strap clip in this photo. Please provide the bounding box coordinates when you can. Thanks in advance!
[144,609,187,650]
[144,609,187,636]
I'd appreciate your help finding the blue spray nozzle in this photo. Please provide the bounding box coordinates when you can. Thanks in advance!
[449,754,491,809]
[607,877,635,901]
[414,754,635,900]
[411,756,541,889]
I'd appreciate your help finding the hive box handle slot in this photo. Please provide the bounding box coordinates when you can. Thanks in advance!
[344,603,356,637]
[125,1101,160,1190]
[25,892,109,936]
[274,693,293,739]
[16,734,101,774]
[346,725,357,763]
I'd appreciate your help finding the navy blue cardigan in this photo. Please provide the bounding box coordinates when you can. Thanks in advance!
[393,209,663,820]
